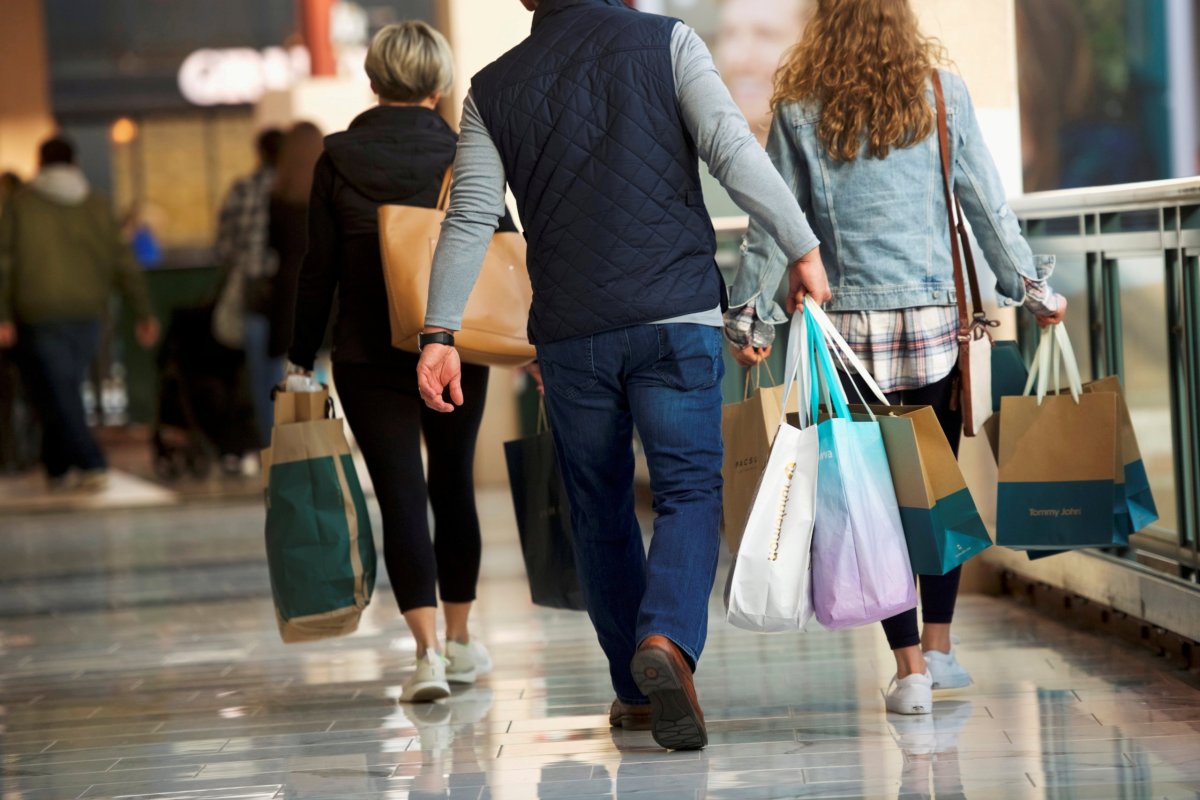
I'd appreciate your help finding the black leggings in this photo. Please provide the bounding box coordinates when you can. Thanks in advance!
[334,359,488,612]
[841,368,963,651]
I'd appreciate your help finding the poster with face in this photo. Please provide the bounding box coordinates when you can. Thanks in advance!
[634,0,813,214]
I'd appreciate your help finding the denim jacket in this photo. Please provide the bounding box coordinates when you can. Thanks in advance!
[729,69,1051,323]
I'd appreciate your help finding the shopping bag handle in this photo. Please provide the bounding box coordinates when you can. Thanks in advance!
[269,384,337,417]
[779,309,815,429]
[1023,324,1082,405]
[803,297,890,406]
[808,310,853,422]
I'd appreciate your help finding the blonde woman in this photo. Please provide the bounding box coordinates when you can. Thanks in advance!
[288,22,513,702]
[728,0,1067,715]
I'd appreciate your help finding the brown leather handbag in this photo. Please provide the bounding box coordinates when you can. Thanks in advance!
[932,70,998,437]
[378,169,535,367]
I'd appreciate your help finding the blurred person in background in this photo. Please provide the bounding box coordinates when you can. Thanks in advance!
[1015,0,1156,191]
[0,170,36,474]
[697,0,813,218]
[729,0,1067,716]
[0,172,22,212]
[213,127,284,451]
[0,137,159,491]
[266,122,323,394]
[715,0,813,146]
[288,22,513,703]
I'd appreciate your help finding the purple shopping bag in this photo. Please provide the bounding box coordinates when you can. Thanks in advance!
[805,300,918,629]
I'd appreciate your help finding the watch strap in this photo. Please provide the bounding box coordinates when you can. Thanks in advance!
[418,331,455,349]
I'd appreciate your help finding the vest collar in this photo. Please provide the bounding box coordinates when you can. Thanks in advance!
[532,0,627,32]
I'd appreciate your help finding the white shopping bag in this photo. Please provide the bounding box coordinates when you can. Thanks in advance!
[727,310,820,633]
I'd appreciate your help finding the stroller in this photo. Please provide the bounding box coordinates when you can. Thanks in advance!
[153,305,258,480]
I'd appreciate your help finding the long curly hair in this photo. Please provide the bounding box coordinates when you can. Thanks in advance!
[772,0,948,162]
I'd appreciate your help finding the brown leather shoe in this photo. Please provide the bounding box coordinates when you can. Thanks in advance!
[609,699,652,731]
[630,635,707,750]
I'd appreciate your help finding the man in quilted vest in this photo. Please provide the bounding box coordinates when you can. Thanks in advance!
[418,0,829,750]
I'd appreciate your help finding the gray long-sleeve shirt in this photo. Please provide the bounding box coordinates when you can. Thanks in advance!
[425,22,820,333]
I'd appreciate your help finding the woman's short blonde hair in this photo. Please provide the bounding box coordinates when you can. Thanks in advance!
[365,21,454,103]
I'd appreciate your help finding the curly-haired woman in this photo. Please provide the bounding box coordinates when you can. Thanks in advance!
[728,0,1067,715]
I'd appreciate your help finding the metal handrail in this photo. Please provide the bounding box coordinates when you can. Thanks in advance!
[1010,177,1200,216]
[1010,179,1198,585]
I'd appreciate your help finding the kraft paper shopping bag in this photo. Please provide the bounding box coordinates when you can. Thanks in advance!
[721,366,798,555]
[851,403,991,576]
[263,391,376,643]
[996,326,1119,550]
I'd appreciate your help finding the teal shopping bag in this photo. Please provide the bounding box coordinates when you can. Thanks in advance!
[992,340,1029,413]
[852,404,991,575]
[996,326,1119,550]
[806,301,917,629]
[263,391,376,643]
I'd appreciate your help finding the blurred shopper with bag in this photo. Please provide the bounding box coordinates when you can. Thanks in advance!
[728,0,1067,715]
[0,137,159,491]
[417,0,826,751]
[267,122,324,370]
[213,128,283,450]
[288,22,510,703]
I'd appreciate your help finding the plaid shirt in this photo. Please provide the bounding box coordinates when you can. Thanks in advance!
[214,168,275,280]
[828,277,1058,393]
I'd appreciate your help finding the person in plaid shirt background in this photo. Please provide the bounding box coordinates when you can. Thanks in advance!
[213,127,283,453]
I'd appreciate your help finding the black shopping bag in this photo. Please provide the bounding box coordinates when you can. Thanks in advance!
[503,413,586,611]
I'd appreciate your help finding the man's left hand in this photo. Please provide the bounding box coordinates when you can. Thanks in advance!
[525,361,545,395]
[417,342,464,412]
[730,343,772,367]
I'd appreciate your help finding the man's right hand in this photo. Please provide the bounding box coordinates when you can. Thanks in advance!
[417,340,464,413]
[786,247,832,312]
[0,322,15,349]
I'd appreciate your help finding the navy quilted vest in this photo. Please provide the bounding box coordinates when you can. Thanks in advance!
[471,0,721,344]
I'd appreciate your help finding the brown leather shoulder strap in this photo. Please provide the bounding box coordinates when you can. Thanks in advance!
[932,70,970,329]
[436,167,454,211]
[955,196,985,310]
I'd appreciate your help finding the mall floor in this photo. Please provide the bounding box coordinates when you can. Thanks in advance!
[3,490,1200,800]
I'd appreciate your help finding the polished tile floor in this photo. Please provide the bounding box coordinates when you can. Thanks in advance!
[3,492,1200,799]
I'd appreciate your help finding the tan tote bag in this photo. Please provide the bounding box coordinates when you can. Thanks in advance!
[378,169,536,367]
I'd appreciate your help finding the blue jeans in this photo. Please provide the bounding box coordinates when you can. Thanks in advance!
[538,323,724,704]
[16,320,105,479]
[244,313,284,449]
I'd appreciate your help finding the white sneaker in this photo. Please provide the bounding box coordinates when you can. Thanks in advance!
[400,652,451,703]
[445,640,493,685]
[886,671,933,715]
[925,649,972,690]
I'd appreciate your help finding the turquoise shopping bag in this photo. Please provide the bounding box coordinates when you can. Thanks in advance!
[806,301,917,629]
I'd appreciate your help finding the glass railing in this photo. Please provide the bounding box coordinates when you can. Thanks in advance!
[1011,179,1200,584]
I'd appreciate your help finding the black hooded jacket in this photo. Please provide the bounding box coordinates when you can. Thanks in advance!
[289,105,512,369]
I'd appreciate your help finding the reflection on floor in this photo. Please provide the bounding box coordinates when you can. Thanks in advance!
[3,492,1200,799]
